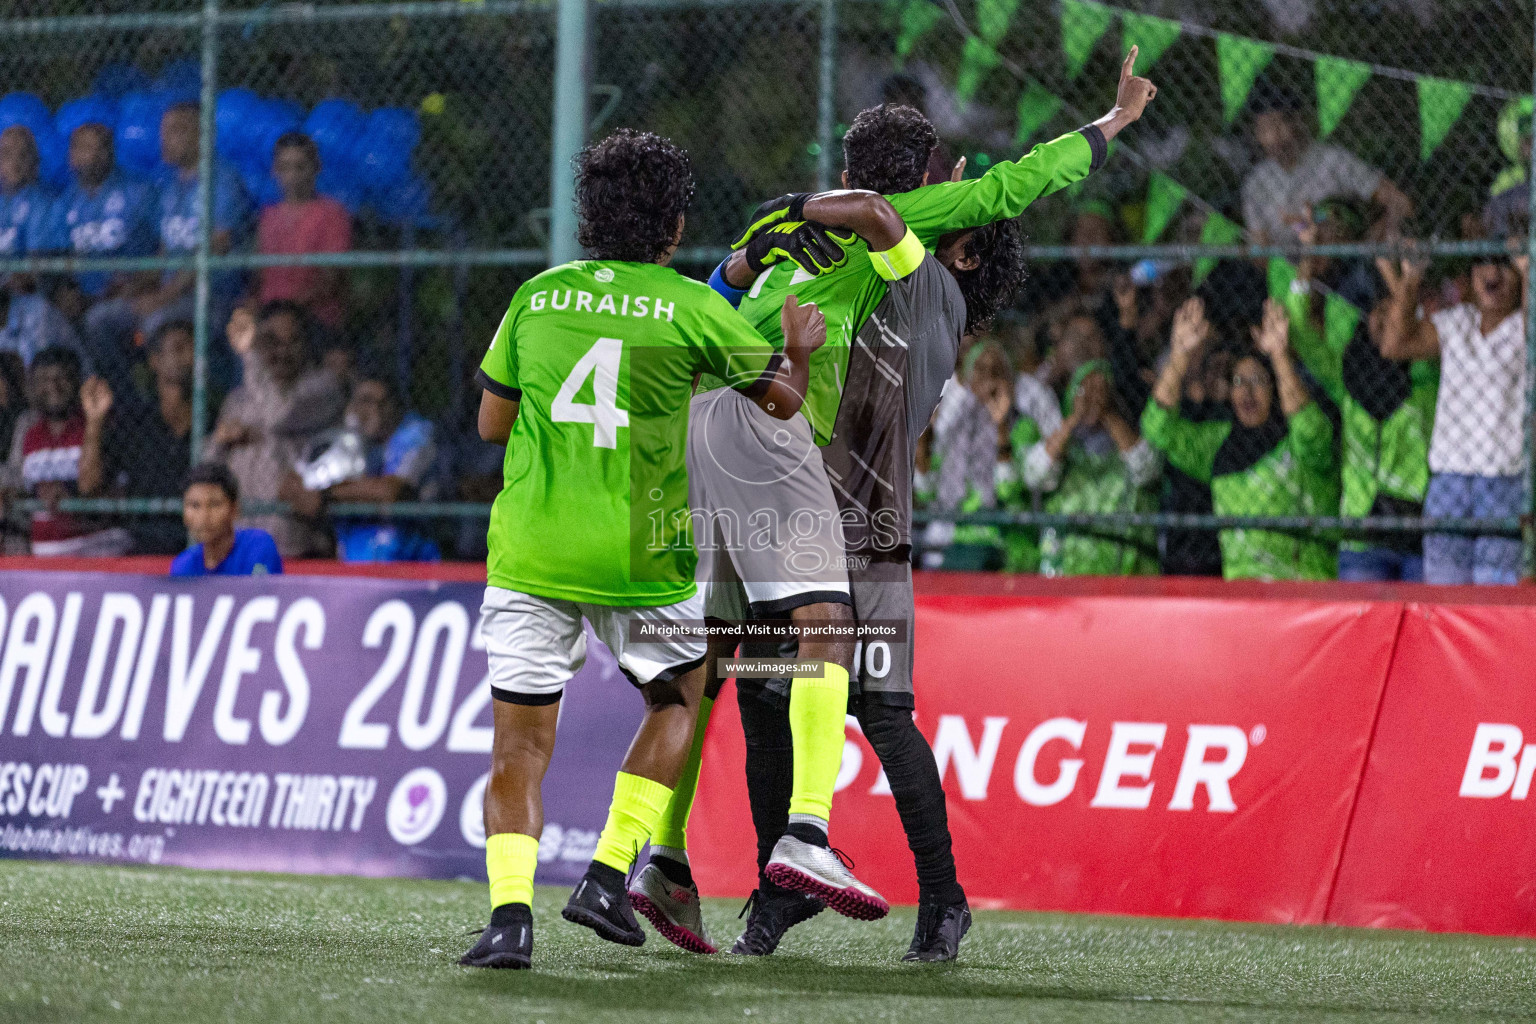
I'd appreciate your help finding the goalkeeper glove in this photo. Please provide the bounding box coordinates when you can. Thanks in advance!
[731,192,815,250]
[743,220,857,276]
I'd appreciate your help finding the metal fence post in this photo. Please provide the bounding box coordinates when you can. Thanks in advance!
[190,0,219,464]
[1524,2,1536,578]
[548,0,589,266]
[815,0,837,190]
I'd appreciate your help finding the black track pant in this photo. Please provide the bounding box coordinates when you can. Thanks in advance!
[735,663,961,900]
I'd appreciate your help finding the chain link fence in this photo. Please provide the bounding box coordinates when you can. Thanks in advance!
[0,0,1529,582]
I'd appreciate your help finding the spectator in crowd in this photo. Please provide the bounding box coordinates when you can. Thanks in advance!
[1376,240,1527,585]
[14,347,129,555]
[1240,84,1412,246]
[1028,202,1123,334]
[1148,261,1267,577]
[79,320,215,554]
[1274,203,1436,582]
[319,334,358,397]
[0,351,25,459]
[151,102,249,319]
[54,123,157,383]
[170,461,282,576]
[285,369,442,562]
[206,301,344,557]
[86,103,249,392]
[0,276,82,369]
[1017,359,1161,576]
[926,339,1020,571]
[1143,297,1338,581]
[0,125,54,259]
[256,132,351,335]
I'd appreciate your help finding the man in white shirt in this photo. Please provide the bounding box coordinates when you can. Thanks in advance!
[1241,87,1412,245]
[1376,246,1527,585]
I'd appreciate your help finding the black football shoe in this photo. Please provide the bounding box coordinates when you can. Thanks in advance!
[902,893,971,963]
[729,879,825,956]
[460,905,533,969]
[562,864,646,947]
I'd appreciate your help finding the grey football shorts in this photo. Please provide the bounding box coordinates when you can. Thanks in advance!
[687,387,851,620]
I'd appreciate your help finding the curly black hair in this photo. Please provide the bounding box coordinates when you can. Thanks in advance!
[574,129,696,263]
[945,219,1027,336]
[842,104,938,196]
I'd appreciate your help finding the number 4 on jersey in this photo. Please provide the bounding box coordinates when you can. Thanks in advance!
[552,336,629,448]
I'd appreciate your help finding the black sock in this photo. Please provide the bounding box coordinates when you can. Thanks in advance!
[489,902,532,928]
[786,822,829,847]
[919,882,967,906]
[859,700,961,900]
[738,673,794,875]
[586,860,625,891]
[652,853,694,888]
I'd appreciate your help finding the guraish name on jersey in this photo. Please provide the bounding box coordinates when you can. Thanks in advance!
[836,716,1254,812]
[527,288,676,321]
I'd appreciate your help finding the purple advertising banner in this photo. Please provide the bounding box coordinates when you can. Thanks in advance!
[0,571,638,886]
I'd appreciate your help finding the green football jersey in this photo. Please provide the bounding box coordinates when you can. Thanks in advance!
[713,129,1096,444]
[477,259,777,606]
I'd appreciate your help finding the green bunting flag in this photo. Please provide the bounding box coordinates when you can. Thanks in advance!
[1142,172,1188,243]
[957,38,1002,103]
[1193,211,1243,286]
[1314,56,1372,137]
[1217,33,1276,124]
[1120,11,1181,72]
[956,0,1017,102]
[1061,0,1113,79]
[977,0,1020,43]
[1015,81,1063,147]
[895,0,945,65]
[1418,76,1473,161]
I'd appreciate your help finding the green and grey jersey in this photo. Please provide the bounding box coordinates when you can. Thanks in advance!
[707,127,1105,445]
[1142,399,1339,581]
[1269,259,1436,547]
[477,259,777,606]
[821,254,966,563]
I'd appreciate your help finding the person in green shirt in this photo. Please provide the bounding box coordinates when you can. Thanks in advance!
[1268,204,1436,581]
[1019,358,1162,576]
[1143,297,1339,581]
[460,129,825,970]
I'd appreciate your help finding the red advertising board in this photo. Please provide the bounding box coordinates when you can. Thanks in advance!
[10,559,1536,937]
[690,588,1402,924]
[1328,602,1536,936]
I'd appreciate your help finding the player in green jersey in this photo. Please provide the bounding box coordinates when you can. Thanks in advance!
[460,129,825,970]
[630,52,1156,958]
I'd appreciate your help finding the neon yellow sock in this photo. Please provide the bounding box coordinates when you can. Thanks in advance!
[787,662,850,821]
[592,771,674,873]
[486,832,539,909]
[649,695,714,852]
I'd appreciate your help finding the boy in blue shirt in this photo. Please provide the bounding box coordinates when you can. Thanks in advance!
[59,122,159,393]
[0,125,57,259]
[53,123,158,299]
[170,462,282,576]
[85,103,250,391]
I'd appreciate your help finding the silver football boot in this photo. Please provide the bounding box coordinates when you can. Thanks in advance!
[763,834,890,921]
[627,862,717,953]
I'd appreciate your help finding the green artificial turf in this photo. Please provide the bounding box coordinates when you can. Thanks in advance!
[1,859,1533,1023]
